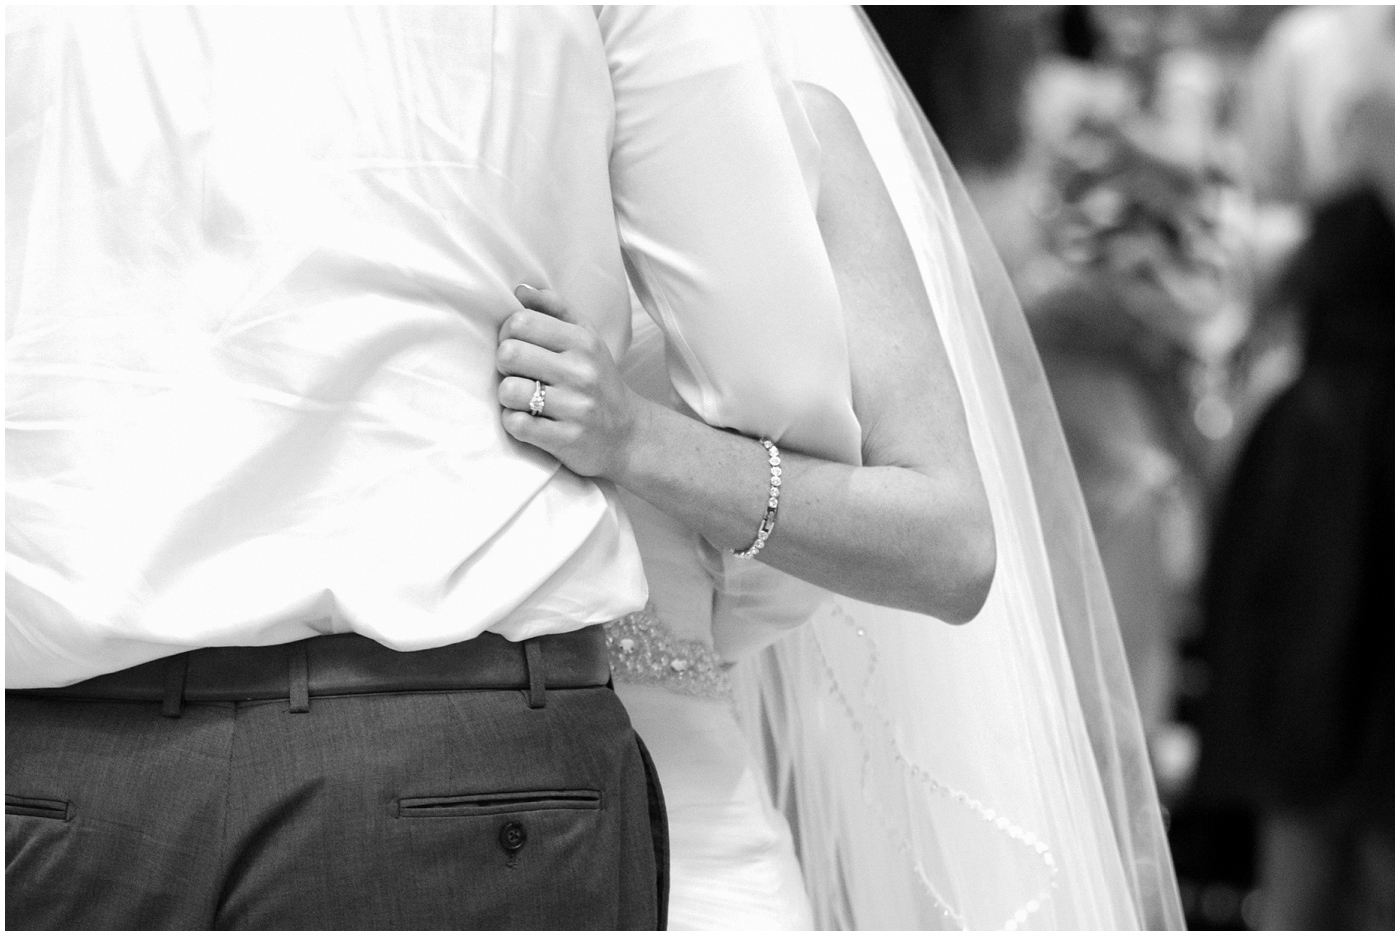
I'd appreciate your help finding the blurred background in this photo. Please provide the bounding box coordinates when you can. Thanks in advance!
[865,5,1394,930]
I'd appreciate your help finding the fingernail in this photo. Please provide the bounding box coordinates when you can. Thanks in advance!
[516,283,539,292]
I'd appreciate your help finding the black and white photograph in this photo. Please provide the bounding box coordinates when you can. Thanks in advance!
[5,4,1393,931]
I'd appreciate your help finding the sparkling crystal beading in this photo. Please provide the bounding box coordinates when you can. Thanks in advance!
[605,605,732,699]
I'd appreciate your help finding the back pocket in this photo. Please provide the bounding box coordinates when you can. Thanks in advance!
[5,794,71,821]
[396,789,600,818]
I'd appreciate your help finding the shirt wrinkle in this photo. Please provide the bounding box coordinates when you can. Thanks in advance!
[7,5,859,688]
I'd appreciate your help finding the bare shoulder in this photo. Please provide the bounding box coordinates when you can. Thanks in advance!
[793,81,870,180]
[793,80,853,129]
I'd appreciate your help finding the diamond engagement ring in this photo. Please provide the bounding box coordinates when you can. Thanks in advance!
[529,380,546,417]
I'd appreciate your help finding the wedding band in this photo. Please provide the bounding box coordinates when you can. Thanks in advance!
[529,380,546,417]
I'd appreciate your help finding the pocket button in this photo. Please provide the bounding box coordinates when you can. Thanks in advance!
[498,820,527,853]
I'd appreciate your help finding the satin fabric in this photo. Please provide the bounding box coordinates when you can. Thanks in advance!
[6,6,860,687]
[614,295,821,928]
[615,684,814,931]
[615,5,1181,930]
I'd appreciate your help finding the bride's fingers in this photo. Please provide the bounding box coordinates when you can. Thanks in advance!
[497,376,583,419]
[514,284,579,325]
[501,407,579,453]
[499,307,578,354]
[495,336,570,382]
[497,375,538,414]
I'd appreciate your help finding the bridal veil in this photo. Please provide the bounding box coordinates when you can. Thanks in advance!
[729,8,1185,929]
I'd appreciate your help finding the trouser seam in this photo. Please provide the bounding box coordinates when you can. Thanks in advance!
[212,702,239,927]
[633,732,669,930]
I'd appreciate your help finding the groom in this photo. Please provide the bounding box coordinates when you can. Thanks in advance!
[6,6,821,929]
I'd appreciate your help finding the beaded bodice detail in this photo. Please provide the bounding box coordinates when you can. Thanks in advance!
[605,605,732,699]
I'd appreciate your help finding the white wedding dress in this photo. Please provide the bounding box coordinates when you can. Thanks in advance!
[615,679,813,930]
[610,6,1184,932]
[612,308,818,930]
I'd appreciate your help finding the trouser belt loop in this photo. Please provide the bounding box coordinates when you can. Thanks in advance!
[525,638,546,709]
[161,653,189,718]
[288,642,310,714]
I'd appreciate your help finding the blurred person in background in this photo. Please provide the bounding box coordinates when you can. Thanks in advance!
[866,8,1393,928]
[867,4,1257,777]
[1191,5,1395,930]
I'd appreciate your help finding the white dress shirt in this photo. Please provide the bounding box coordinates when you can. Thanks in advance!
[6,6,861,687]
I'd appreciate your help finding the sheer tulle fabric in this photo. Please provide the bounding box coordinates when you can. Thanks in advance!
[730,8,1184,929]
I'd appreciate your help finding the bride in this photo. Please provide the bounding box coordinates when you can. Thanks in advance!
[497,7,1183,930]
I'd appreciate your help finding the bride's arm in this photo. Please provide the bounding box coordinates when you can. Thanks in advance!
[497,86,994,624]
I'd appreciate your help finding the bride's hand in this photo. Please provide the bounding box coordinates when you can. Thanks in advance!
[496,284,643,479]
